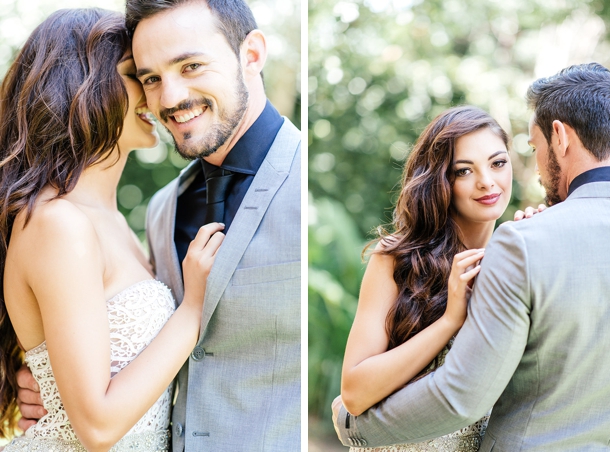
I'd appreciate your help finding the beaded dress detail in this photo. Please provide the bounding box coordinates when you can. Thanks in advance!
[351,344,490,452]
[4,279,176,452]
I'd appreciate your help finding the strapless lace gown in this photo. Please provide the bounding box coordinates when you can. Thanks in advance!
[4,279,176,452]
[351,344,490,452]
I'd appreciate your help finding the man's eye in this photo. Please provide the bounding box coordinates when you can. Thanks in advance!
[143,76,160,85]
[185,63,201,72]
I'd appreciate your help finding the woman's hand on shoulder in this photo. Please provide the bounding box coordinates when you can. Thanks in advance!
[443,249,485,331]
[514,204,546,221]
[181,222,225,309]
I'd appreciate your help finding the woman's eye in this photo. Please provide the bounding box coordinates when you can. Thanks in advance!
[455,168,471,177]
[126,74,138,80]
[492,159,508,168]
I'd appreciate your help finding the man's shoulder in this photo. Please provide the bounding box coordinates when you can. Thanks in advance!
[490,195,604,258]
[273,117,301,150]
[264,117,301,175]
[148,177,178,215]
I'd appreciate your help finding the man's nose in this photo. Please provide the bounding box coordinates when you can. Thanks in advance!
[159,77,189,111]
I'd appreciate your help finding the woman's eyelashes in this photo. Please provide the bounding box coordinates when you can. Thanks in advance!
[455,167,471,177]
[492,159,508,168]
[454,159,508,177]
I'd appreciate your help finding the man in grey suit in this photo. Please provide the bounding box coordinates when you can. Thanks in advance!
[333,62,610,450]
[126,1,300,450]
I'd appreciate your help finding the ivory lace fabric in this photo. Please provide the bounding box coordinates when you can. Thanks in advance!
[351,344,490,452]
[4,279,176,452]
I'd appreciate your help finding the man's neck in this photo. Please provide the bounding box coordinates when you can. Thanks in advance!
[203,89,267,167]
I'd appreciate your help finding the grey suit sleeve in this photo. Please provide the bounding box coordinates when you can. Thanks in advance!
[337,222,532,447]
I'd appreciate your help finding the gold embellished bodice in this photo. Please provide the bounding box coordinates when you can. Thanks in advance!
[4,279,176,452]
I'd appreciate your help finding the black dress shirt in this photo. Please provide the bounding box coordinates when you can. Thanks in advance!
[174,100,284,266]
[567,166,610,197]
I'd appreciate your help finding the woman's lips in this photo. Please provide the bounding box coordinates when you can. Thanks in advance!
[474,193,501,205]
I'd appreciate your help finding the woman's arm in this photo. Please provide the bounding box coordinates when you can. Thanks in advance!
[340,246,484,416]
[24,201,223,452]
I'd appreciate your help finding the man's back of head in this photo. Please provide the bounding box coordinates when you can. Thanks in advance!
[526,62,610,162]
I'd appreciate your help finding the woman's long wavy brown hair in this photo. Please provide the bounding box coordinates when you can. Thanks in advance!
[376,106,508,381]
[0,8,130,438]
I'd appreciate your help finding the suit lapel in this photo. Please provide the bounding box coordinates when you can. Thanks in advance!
[198,118,300,339]
[165,161,201,304]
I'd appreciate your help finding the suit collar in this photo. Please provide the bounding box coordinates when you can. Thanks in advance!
[568,166,610,196]
[568,180,610,200]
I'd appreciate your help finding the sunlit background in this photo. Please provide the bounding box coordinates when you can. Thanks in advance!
[308,0,610,449]
[0,0,299,443]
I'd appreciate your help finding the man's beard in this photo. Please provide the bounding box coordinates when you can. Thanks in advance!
[540,143,563,206]
[163,72,249,160]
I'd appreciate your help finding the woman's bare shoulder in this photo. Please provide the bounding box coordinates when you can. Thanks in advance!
[22,196,94,236]
[11,196,102,270]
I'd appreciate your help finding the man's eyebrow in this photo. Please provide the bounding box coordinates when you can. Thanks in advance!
[169,52,208,65]
[136,52,209,79]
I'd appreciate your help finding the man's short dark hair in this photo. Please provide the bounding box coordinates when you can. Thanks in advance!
[125,0,258,57]
[526,62,610,161]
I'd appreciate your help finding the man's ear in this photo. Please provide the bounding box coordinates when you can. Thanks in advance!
[552,120,570,158]
[240,30,267,79]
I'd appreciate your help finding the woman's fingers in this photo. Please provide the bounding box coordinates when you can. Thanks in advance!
[514,204,548,221]
[454,249,484,271]
[450,250,484,294]
[196,232,225,270]
[459,264,482,282]
[189,222,225,251]
[201,230,225,258]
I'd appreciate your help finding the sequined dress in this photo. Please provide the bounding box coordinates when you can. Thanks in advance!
[351,344,490,452]
[4,279,176,452]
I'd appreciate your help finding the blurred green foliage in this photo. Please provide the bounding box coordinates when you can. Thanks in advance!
[308,0,610,439]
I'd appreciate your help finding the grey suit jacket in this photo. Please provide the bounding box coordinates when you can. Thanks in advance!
[146,118,301,451]
[338,181,610,451]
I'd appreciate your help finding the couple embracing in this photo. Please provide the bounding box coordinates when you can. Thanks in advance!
[334,63,610,451]
[0,0,299,451]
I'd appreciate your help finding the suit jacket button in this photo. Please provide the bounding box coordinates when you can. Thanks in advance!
[174,422,184,437]
[191,346,205,361]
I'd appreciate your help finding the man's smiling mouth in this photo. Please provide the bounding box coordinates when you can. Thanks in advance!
[172,106,206,124]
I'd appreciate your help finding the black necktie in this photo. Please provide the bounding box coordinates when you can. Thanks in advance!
[204,168,235,224]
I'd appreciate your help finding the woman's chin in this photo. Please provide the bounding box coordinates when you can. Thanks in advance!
[136,132,160,151]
